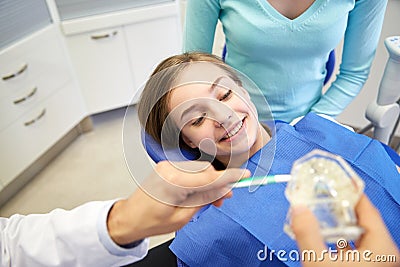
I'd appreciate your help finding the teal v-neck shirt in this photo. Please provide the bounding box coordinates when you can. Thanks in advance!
[183,0,388,122]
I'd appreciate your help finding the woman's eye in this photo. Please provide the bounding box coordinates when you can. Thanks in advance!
[219,89,232,101]
[191,113,206,126]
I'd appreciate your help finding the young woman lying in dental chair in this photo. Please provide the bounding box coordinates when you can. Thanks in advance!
[136,52,400,267]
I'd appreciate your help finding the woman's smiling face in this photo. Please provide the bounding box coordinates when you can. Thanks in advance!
[167,64,263,164]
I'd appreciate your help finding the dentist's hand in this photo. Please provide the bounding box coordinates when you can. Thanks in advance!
[291,194,400,266]
[107,161,250,246]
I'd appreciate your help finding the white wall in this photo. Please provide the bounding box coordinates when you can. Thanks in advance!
[337,0,400,135]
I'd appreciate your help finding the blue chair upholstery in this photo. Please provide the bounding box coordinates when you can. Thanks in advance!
[324,49,336,85]
[141,130,198,163]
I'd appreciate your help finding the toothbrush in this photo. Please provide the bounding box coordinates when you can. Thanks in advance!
[232,174,291,188]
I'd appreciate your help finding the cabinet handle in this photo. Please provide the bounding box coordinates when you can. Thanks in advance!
[13,87,38,104]
[91,31,118,40]
[24,108,46,126]
[2,63,28,81]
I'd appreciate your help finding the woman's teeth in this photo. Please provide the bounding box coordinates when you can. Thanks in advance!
[222,120,244,140]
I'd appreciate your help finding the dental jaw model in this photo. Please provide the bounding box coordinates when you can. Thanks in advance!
[284,150,365,243]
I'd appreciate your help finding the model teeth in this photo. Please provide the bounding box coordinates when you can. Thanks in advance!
[223,120,243,139]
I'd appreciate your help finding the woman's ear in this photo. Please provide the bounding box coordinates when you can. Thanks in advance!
[181,134,197,148]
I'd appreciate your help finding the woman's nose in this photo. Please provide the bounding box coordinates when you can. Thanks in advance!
[214,120,223,128]
[214,113,233,128]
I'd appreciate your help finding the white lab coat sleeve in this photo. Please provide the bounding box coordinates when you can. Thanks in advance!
[0,200,149,267]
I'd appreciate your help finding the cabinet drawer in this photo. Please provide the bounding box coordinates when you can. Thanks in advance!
[65,27,135,114]
[0,72,70,131]
[0,26,70,99]
[0,81,85,186]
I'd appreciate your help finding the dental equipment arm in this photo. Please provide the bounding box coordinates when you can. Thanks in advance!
[365,36,400,144]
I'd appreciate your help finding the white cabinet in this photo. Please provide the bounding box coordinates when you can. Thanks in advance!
[0,81,85,187]
[123,15,181,102]
[60,2,182,114]
[0,28,71,131]
[63,27,134,113]
[0,0,182,199]
[0,26,86,191]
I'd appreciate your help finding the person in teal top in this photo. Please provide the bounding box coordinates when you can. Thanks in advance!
[183,0,388,122]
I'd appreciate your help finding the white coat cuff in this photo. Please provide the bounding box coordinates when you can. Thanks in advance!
[97,200,149,258]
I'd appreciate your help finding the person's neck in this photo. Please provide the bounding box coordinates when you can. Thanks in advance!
[219,123,271,168]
